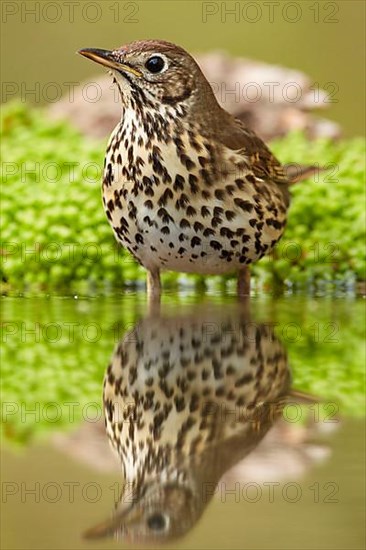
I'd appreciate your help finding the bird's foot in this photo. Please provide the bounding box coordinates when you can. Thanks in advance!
[147,269,161,303]
[237,267,251,298]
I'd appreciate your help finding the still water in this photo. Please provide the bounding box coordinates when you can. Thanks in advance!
[1,294,365,549]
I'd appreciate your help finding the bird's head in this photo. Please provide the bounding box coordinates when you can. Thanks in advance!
[84,478,202,544]
[78,39,219,118]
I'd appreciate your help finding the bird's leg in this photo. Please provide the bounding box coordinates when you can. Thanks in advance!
[237,267,251,297]
[146,269,161,301]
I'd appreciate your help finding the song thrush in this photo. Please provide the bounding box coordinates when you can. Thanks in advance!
[79,40,315,297]
[85,305,292,542]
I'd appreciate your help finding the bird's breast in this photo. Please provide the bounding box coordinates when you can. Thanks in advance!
[101,115,289,273]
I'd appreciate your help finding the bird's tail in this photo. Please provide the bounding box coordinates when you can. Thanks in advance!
[284,163,322,184]
[289,389,321,404]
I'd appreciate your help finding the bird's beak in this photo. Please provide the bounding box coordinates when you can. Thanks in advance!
[78,48,142,77]
[83,505,144,540]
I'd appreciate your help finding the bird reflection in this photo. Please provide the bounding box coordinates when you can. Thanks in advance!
[85,303,295,543]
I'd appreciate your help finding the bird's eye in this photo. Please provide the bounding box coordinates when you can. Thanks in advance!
[146,513,168,531]
[145,55,166,74]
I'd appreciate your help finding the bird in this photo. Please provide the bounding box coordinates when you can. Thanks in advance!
[78,40,316,298]
[84,304,293,543]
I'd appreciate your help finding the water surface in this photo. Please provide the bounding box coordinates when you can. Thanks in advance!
[1,294,364,549]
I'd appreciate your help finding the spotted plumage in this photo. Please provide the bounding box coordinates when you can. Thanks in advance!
[85,306,291,542]
[79,40,316,296]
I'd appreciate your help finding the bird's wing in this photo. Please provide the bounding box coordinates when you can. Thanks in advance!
[219,117,320,185]
[218,118,290,186]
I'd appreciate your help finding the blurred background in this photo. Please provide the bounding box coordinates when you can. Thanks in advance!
[2,0,365,136]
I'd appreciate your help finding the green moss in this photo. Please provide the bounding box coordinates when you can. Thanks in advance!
[1,101,365,293]
[260,132,366,287]
[0,102,146,293]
